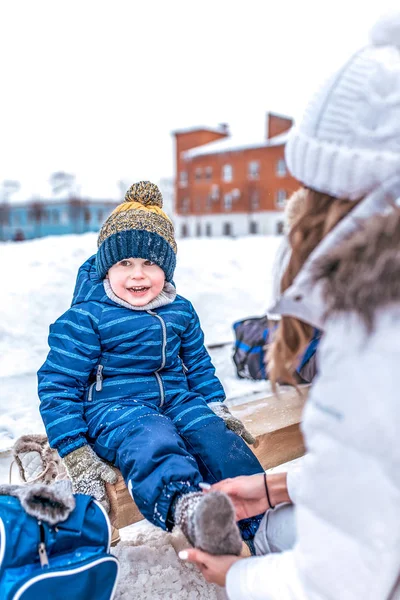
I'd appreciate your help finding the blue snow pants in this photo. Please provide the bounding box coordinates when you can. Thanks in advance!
[86,393,263,540]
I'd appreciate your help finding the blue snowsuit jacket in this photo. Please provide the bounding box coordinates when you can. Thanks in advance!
[38,256,264,534]
[38,255,226,458]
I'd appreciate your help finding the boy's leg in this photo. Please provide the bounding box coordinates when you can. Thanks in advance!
[163,396,265,540]
[86,402,201,530]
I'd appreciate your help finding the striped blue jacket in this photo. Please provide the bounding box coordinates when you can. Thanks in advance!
[38,255,225,457]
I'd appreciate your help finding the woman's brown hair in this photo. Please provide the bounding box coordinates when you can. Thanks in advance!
[267,188,361,388]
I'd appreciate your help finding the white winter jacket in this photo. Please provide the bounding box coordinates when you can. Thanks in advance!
[227,210,400,599]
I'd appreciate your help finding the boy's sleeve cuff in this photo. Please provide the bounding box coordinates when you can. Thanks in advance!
[55,435,88,458]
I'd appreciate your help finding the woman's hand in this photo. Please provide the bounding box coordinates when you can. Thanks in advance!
[206,474,269,520]
[179,548,241,587]
[206,472,291,520]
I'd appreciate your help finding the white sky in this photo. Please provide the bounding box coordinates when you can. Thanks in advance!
[0,0,398,200]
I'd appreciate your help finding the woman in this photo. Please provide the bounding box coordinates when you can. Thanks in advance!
[180,13,400,599]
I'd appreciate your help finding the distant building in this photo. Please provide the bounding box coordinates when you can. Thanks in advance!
[0,198,119,242]
[173,112,299,237]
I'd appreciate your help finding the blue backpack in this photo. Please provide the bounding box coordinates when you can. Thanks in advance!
[0,488,119,600]
[233,316,321,383]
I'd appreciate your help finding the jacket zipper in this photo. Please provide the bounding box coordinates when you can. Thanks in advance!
[38,521,49,568]
[95,364,104,391]
[88,364,104,401]
[147,311,166,407]
[88,382,96,402]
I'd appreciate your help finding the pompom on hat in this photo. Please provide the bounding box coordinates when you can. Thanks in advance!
[96,181,177,281]
[285,12,400,201]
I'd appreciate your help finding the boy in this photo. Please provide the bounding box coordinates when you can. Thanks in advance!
[38,181,263,555]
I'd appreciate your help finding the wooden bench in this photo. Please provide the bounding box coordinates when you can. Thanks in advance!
[106,386,308,531]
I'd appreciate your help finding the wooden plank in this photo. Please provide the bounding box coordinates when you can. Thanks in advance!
[106,386,308,530]
[231,386,308,469]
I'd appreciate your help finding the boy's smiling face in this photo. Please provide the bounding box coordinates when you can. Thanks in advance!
[107,258,165,307]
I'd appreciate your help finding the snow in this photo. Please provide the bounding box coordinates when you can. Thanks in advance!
[0,231,283,598]
[173,125,229,136]
[113,523,227,600]
[0,230,281,455]
[183,131,289,159]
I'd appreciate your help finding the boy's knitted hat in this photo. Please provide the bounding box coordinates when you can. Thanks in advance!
[96,181,177,281]
[285,12,400,201]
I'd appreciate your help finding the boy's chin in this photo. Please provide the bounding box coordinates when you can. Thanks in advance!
[123,291,156,307]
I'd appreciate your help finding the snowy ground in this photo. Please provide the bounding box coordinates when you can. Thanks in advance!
[0,232,285,599]
[0,232,281,453]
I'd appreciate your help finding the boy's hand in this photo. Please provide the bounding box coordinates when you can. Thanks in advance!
[63,445,117,512]
[179,548,241,587]
[208,402,257,445]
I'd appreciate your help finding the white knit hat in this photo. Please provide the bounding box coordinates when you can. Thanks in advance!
[285,13,400,200]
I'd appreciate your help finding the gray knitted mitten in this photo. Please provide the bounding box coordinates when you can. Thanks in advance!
[63,445,118,512]
[208,402,256,445]
[174,491,242,556]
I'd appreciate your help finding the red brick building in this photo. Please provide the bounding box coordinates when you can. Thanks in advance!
[173,112,299,237]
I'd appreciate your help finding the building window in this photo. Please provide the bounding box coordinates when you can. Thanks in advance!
[196,223,201,237]
[232,188,241,201]
[195,168,202,181]
[181,198,190,213]
[179,171,188,187]
[60,210,69,225]
[205,223,212,236]
[224,193,232,211]
[84,208,91,224]
[181,223,189,237]
[53,211,60,224]
[210,184,219,200]
[275,189,287,209]
[222,164,233,183]
[98,209,104,222]
[249,221,258,234]
[205,166,213,180]
[223,222,232,236]
[276,221,284,235]
[14,213,21,225]
[248,161,260,180]
[250,190,260,210]
[276,159,287,177]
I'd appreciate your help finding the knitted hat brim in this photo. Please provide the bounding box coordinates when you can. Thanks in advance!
[286,125,400,200]
[96,230,176,282]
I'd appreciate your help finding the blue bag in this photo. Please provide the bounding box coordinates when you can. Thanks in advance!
[0,484,119,600]
[233,316,321,383]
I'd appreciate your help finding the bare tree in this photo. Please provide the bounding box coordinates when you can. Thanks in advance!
[118,180,132,199]
[29,200,46,238]
[49,172,76,196]
[1,180,20,201]
[0,180,20,240]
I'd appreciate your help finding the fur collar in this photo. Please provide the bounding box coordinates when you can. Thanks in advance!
[312,209,400,330]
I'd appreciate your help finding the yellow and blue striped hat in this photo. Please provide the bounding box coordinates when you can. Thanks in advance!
[96,181,177,281]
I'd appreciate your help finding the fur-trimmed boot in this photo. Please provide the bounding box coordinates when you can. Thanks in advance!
[12,434,67,485]
[174,491,242,556]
